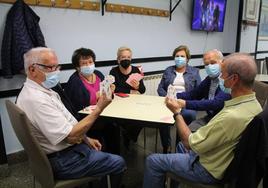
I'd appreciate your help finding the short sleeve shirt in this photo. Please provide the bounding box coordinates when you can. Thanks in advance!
[189,93,262,179]
[17,78,77,154]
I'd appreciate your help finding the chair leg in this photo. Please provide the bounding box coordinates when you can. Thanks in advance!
[144,128,146,149]
[33,176,36,188]
[166,176,171,188]
[107,175,111,188]
[155,128,158,152]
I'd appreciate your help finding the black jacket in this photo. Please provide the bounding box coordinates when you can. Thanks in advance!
[64,70,104,120]
[223,104,268,188]
[1,0,45,77]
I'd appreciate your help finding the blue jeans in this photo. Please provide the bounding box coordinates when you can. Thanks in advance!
[143,143,218,188]
[48,143,126,184]
[159,109,196,148]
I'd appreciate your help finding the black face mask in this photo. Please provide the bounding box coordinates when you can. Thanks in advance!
[120,59,131,69]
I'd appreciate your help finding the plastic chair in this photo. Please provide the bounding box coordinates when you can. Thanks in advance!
[5,100,111,188]
[253,80,268,108]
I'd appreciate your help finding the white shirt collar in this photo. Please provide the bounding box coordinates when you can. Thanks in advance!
[24,78,57,96]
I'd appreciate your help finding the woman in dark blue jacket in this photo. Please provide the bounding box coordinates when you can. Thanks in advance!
[65,48,120,154]
[157,45,201,153]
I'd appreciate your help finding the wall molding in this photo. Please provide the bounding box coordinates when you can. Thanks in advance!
[0,52,233,98]
[1,53,229,74]
[0,0,100,11]
[105,3,169,17]
[256,50,268,54]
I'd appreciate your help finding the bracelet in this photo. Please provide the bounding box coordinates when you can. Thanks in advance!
[173,111,181,120]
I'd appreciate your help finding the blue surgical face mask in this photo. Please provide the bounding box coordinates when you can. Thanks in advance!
[205,64,221,78]
[41,70,60,89]
[174,57,186,68]
[219,77,232,94]
[80,64,95,76]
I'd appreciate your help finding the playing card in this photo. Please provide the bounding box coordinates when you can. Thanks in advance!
[100,75,115,99]
[126,73,144,86]
[167,85,177,99]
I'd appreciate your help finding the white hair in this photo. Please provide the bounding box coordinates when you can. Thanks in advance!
[205,49,224,60]
[23,47,55,74]
[212,49,224,59]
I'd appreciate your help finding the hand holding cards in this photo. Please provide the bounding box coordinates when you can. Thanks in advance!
[100,75,115,99]
[167,85,177,99]
[126,73,144,87]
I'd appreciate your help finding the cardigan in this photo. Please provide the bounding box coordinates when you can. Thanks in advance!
[64,70,104,118]
[177,76,231,117]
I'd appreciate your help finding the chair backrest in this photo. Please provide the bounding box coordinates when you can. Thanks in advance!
[222,104,268,187]
[265,57,268,74]
[5,100,55,188]
[253,80,268,108]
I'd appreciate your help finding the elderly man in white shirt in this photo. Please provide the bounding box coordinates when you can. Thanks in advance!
[17,47,126,187]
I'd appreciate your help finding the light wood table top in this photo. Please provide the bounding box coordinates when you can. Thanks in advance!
[80,94,175,126]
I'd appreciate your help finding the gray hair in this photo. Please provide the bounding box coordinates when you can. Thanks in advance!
[224,53,257,88]
[204,49,224,60]
[24,47,55,74]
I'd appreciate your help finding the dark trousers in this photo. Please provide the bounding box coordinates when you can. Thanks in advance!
[48,143,126,188]
[87,119,121,155]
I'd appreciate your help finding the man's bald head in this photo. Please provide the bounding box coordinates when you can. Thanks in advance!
[223,53,257,88]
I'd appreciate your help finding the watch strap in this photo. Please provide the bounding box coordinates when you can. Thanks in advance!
[173,111,181,120]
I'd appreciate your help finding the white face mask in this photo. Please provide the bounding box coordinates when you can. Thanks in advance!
[205,63,221,78]
[80,64,95,76]
[219,76,232,94]
[41,70,60,89]
[174,57,186,68]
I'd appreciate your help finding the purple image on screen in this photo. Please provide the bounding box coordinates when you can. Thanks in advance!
[191,0,227,32]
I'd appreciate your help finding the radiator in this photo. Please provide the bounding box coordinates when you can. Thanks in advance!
[143,74,163,96]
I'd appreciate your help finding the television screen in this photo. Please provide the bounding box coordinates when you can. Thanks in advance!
[191,0,227,32]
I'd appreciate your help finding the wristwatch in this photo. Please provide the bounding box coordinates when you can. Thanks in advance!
[173,111,181,120]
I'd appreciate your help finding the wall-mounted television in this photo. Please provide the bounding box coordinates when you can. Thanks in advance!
[191,0,227,32]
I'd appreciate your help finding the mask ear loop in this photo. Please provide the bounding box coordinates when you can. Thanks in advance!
[226,74,237,90]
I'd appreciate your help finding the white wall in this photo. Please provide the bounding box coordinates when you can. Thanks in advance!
[240,25,258,53]
[0,0,239,69]
[257,0,268,59]
[0,0,240,155]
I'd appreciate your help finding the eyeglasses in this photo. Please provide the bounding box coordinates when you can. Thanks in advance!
[33,63,61,71]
